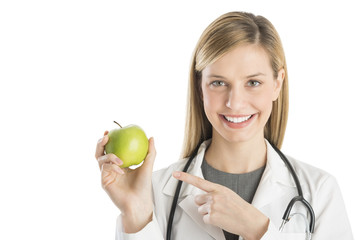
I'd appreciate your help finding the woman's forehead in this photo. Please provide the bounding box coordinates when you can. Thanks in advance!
[202,44,273,78]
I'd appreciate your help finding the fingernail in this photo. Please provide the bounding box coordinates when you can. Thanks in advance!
[98,137,103,143]
[98,155,107,161]
[173,171,181,178]
[117,167,125,175]
[115,158,123,165]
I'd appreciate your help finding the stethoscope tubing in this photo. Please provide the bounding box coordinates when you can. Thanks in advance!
[166,143,316,240]
[269,143,315,233]
[166,145,198,240]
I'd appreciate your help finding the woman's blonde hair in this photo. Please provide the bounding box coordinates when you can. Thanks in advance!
[181,11,289,158]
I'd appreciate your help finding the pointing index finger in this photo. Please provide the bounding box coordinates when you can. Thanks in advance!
[173,171,217,192]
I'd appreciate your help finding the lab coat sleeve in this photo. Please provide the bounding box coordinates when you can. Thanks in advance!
[115,211,164,240]
[311,175,353,239]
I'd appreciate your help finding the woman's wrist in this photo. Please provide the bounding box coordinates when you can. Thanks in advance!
[242,215,269,240]
[121,209,153,233]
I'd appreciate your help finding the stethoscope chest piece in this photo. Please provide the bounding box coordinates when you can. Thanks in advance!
[166,142,316,240]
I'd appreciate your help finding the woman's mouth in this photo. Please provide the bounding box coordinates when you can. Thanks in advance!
[220,114,256,129]
[223,115,253,123]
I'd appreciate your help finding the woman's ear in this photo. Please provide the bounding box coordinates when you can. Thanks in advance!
[272,68,285,101]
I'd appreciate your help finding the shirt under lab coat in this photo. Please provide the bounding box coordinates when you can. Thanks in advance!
[116,139,353,239]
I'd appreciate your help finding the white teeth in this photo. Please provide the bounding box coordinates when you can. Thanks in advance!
[224,115,252,123]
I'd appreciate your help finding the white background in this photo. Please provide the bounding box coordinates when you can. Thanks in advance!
[1,0,354,239]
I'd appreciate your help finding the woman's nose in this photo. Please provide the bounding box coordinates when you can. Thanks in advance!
[226,87,247,110]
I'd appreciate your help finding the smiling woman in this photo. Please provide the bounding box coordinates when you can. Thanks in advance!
[95,11,353,240]
[200,44,284,147]
[182,14,289,161]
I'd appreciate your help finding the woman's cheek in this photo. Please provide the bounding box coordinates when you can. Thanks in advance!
[254,92,274,118]
[202,90,222,123]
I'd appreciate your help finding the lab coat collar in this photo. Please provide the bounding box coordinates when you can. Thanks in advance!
[251,140,297,209]
[264,140,299,188]
[162,138,299,198]
[161,139,300,239]
[162,139,209,198]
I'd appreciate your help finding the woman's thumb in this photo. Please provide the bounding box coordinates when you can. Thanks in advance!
[141,137,156,171]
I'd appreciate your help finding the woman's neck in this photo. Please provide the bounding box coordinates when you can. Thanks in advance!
[204,132,267,174]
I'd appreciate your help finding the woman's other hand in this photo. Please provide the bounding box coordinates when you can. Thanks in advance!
[173,171,269,240]
[95,131,157,233]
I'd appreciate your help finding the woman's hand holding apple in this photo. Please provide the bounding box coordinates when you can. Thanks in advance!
[95,131,156,233]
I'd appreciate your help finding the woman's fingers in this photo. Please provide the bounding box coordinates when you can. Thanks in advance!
[97,153,123,169]
[195,194,212,205]
[198,203,211,215]
[195,194,212,215]
[101,163,125,189]
[95,131,109,160]
[101,161,125,175]
[173,171,218,193]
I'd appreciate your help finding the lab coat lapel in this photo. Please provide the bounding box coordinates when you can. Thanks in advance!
[179,141,225,239]
[162,140,211,198]
[179,190,225,240]
[163,140,225,239]
[162,139,298,239]
[251,165,286,209]
[252,140,297,209]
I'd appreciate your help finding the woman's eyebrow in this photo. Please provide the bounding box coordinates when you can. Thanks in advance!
[246,72,265,78]
[207,74,227,79]
[207,73,266,79]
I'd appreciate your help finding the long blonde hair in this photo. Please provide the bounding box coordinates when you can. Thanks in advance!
[181,11,289,158]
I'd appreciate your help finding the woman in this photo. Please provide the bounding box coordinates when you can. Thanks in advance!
[95,12,353,239]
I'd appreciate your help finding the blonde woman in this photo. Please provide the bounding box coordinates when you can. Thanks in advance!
[95,12,353,240]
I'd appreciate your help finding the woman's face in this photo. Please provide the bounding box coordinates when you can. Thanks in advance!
[201,44,284,144]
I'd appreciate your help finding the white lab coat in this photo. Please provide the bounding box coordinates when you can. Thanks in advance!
[116,139,353,239]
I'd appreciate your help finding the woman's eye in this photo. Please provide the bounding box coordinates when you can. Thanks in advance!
[247,80,261,87]
[211,80,226,87]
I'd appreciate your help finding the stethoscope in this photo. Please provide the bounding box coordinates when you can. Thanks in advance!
[166,142,315,240]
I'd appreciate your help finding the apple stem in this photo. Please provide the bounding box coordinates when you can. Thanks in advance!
[113,121,122,128]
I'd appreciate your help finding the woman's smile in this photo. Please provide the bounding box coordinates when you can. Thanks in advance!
[219,113,257,129]
[201,44,283,143]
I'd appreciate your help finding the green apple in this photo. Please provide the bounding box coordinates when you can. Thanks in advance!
[105,121,149,168]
